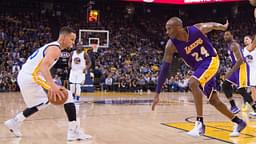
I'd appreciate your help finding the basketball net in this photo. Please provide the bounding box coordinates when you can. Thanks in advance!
[91,44,99,53]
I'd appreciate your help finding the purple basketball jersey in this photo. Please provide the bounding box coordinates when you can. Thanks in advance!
[171,26,217,69]
[227,42,250,87]
[227,42,245,65]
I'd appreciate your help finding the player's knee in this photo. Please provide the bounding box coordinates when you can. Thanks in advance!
[188,78,199,89]
[209,96,221,106]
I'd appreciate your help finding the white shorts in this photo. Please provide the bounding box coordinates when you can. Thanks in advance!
[18,72,73,108]
[69,70,85,84]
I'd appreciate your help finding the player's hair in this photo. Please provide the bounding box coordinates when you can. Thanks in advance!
[59,26,75,35]
[244,35,253,40]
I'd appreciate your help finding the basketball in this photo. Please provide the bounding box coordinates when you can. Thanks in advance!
[48,88,68,105]
[250,0,256,6]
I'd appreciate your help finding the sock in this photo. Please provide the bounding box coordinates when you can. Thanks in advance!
[196,117,203,123]
[64,103,76,121]
[75,103,80,114]
[229,100,236,107]
[14,112,26,122]
[68,121,77,131]
[231,116,242,124]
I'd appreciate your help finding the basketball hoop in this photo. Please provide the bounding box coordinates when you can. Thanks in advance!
[91,44,99,53]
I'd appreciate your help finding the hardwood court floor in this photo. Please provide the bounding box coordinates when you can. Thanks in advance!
[0,92,255,144]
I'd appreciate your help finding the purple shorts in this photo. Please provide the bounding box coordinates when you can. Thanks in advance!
[192,56,219,99]
[227,62,250,88]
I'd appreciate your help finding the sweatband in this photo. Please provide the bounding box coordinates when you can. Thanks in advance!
[155,62,171,93]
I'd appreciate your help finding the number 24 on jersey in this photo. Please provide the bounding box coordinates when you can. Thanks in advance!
[191,46,209,62]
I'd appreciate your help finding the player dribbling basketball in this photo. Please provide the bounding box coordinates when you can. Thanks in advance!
[4,27,92,141]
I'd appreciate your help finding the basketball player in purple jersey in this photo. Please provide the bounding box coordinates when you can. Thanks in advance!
[152,17,246,137]
[222,31,256,116]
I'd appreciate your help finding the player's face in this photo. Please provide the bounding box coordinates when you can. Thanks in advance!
[63,33,76,48]
[244,36,252,46]
[165,23,177,38]
[77,46,82,51]
[223,31,232,42]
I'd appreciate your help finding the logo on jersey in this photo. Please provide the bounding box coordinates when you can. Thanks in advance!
[246,55,253,62]
[185,38,203,54]
[61,52,70,58]
[74,57,81,64]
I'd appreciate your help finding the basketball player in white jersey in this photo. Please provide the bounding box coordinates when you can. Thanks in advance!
[68,42,91,113]
[243,35,256,100]
[4,27,92,141]
[244,35,256,114]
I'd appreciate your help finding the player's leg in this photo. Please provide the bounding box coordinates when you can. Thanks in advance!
[188,77,204,123]
[186,77,205,137]
[208,91,246,137]
[75,83,81,101]
[64,90,92,141]
[73,83,81,114]
[222,80,240,114]
[251,87,256,114]
[209,91,233,118]
[237,87,256,116]
[186,57,220,137]
[187,56,241,137]
[69,83,76,98]
[75,72,85,102]
[4,76,50,137]
[69,70,76,99]
[252,87,256,101]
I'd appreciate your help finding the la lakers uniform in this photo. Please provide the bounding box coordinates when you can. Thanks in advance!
[226,43,250,88]
[171,26,219,99]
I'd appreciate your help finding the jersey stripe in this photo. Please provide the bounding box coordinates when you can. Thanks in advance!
[32,59,51,90]
[198,56,220,89]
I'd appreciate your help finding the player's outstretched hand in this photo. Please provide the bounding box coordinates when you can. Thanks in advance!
[223,20,229,31]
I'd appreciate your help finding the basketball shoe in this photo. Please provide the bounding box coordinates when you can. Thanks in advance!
[187,121,205,137]
[230,120,247,137]
[4,119,22,137]
[67,121,92,141]
[249,111,256,116]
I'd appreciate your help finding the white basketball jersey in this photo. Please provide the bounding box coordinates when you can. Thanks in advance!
[20,41,60,89]
[71,50,86,72]
[243,47,256,86]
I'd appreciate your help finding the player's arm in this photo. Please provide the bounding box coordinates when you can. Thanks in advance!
[68,51,73,70]
[152,40,176,111]
[84,52,92,72]
[194,20,229,35]
[224,42,244,80]
[250,35,256,50]
[40,46,64,100]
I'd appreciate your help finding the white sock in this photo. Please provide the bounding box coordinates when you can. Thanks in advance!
[75,103,80,115]
[14,112,26,122]
[68,121,77,131]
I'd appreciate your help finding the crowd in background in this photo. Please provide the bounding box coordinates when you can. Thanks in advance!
[0,0,255,92]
